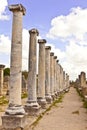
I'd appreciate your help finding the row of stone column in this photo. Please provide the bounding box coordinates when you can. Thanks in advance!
[1,4,70,130]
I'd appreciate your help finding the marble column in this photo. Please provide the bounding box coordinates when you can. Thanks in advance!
[54,56,57,97]
[2,4,27,130]
[37,39,47,108]
[50,52,55,100]
[25,29,40,115]
[45,46,52,103]
[0,65,5,96]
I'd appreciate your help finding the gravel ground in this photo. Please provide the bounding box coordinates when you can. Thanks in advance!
[32,87,87,130]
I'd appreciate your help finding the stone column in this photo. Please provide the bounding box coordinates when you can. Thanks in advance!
[37,39,47,108]
[25,29,40,115]
[0,65,5,95]
[45,46,52,103]
[2,4,27,130]
[65,73,70,92]
[54,56,57,97]
[80,72,87,96]
[59,65,63,93]
[56,60,60,95]
[63,71,66,91]
[50,52,55,100]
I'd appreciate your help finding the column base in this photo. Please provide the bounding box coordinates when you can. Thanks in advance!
[2,114,27,130]
[24,102,41,116]
[45,95,52,104]
[37,97,47,109]
[5,105,25,115]
[51,94,56,101]
[55,92,59,99]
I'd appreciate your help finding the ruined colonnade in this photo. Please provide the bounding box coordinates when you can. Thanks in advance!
[1,4,70,130]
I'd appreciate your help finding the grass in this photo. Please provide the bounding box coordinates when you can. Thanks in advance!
[0,96,8,105]
[30,94,64,129]
[21,92,28,99]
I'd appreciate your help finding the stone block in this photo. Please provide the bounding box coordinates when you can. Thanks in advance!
[24,105,41,116]
[2,114,27,130]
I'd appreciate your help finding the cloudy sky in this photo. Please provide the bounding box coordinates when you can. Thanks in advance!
[0,0,87,80]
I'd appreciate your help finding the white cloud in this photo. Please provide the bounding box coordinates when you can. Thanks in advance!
[0,34,11,54]
[0,0,9,20]
[47,7,87,43]
[47,7,87,80]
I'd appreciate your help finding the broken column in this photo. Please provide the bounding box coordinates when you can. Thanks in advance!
[25,29,40,115]
[50,52,55,100]
[2,4,27,130]
[45,46,52,103]
[37,39,47,108]
[0,65,5,96]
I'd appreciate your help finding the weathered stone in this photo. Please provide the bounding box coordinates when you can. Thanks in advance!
[37,39,47,108]
[2,4,27,130]
[45,46,52,103]
[0,64,5,95]
[2,114,27,129]
[54,56,57,97]
[25,28,40,115]
[50,52,55,100]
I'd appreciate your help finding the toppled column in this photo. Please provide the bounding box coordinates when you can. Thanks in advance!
[50,52,55,100]
[25,29,40,115]
[0,65,5,95]
[45,46,52,103]
[2,4,27,130]
[37,39,47,108]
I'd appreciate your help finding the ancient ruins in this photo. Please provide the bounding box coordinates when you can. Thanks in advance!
[0,3,87,130]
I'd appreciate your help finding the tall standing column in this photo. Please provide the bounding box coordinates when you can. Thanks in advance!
[25,29,40,115]
[2,4,27,130]
[37,39,47,108]
[50,52,55,100]
[56,60,60,95]
[45,46,52,103]
[0,65,5,96]
[54,56,57,98]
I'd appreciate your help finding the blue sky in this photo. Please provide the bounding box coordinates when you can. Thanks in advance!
[0,0,87,80]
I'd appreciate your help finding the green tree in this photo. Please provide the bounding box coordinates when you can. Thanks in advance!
[4,68,10,76]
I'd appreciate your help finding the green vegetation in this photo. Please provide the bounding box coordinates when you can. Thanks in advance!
[22,70,28,79]
[4,68,10,76]
[0,96,8,105]
[21,92,28,99]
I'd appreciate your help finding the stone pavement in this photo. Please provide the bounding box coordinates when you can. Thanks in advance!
[31,87,87,130]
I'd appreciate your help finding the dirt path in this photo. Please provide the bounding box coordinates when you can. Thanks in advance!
[32,87,87,130]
